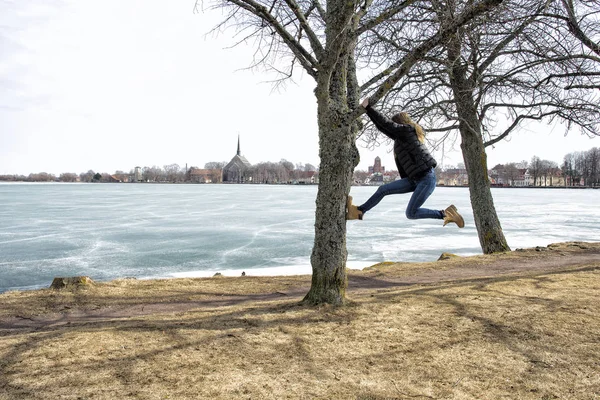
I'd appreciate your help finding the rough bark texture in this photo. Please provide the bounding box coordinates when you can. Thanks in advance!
[303,3,360,305]
[303,107,357,305]
[303,71,360,305]
[448,35,511,254]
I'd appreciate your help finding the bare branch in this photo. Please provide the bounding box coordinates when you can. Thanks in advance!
[356,0,415,36]
[484,111,559,147]
[313,0,326,20]
[356,0,504,116]
[562,0,600,56]
[213,0,320,78]
[283,0,324,59]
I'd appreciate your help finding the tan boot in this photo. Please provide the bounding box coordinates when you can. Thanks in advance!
[443,204,464,228]
[346,196,363,220]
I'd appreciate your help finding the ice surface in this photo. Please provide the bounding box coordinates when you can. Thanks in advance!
[0,183,598,292]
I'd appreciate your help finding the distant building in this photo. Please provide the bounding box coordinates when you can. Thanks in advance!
[368,172,384,185]
[223,135,252,183]
[109,175,123,183]
[368,156,385,174]
[134,166,142,182]
[296,171,318,184]
[188,167,223,183]
[438,168,469,186]
[533,167,565,187]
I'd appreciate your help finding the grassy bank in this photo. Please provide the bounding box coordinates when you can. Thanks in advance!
[1,242,599,399]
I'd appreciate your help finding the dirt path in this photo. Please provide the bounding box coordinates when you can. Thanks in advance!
[1,242,599,331]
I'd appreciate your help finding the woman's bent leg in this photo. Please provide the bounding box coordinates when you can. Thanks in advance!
[358,178,416,214]
[405,169,444,220]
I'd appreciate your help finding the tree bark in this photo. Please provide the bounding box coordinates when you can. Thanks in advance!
[447,34,511,254]
[303,110,357,305]
[303,38,360,305]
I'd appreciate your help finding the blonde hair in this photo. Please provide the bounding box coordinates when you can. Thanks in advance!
[392,112,425,143]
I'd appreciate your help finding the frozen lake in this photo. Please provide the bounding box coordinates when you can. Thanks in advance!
[1,182,599,292]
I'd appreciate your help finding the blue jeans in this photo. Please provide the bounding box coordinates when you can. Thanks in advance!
[358,168,443,220]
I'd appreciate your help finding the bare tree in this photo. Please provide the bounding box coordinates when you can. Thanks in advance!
[142,166,163,182]
[503,163,520,186]
[360,0,599,252]
[27,172,56,182]
[539,159,559,186]
[280,159,295,182]
[530,156,543,186]
[163,164,183,182]
[204,161,228,169]
[562,152,578,186]
[304,163,317,172]
[59,173,78,182]
[569,147,600,186]
[0,174,27,181]
[200,0,503,304]
[588,147,600,186]
[79,170,95,183]
[353,169,370,185]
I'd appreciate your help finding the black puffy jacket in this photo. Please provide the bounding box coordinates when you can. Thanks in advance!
[366,105,437,180]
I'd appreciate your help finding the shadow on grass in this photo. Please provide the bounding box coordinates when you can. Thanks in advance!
[1,264,599,399]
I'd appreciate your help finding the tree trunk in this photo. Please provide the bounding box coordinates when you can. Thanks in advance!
[448,35,510,254]
[302,1,361,305]
[303,109,357,305]
[303,43,360,305]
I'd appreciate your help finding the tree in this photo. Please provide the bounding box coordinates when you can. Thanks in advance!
[204,161,227,169]
[59,173,78,182]
[353,169,370,185]
[304,163,317,172]
[530,156,542,186]
[279,159,295,182]
[143,166,163,182]
[164,164,184,182]
[562,152,578,186]
[27,172,56,182]
[587,147,600,186]
[80,170,95,183]
[201,0,503,305]
[504,163,520,186]
[539,159,558,186]
[0,174,26,181]
[570,147,600,186]
[92,173,102,182]
[361,0,600,253]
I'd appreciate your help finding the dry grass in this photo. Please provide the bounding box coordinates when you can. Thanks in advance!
[1,243,599,399]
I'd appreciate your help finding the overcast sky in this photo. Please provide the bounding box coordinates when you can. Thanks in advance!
[1,0,597,176]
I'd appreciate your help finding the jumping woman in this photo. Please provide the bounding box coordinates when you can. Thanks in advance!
[346,97,464,228]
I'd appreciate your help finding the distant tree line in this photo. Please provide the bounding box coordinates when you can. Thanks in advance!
[0,160,319,183]
[524,149,600,187]
[437,147,600,188]
[231,160,319,184]
[562,147,600,187]
[1,149,597,185]
[0,171,103,183]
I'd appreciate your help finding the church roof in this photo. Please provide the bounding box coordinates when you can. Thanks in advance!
[224,154,251,171]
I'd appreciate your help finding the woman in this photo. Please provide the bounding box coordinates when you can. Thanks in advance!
[346,98,464,228]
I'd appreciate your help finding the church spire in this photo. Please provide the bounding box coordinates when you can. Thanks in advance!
[237,134,241,156]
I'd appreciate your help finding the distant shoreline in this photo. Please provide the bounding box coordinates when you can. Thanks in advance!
[1,180,598,189]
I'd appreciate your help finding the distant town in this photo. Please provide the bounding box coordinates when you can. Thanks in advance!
[1,139,599,188]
